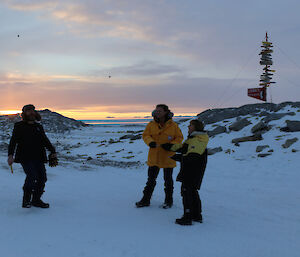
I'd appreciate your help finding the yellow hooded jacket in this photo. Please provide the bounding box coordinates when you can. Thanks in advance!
[143,119,183,168]
[170,131,209,156]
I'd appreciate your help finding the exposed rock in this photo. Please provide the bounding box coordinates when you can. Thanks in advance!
[197,102,300,124]
[207,147,223,155]
[251,121,269,134]
[96,153,108,156]
[259,111,270,117]
[0,109,87,134]
[207,126,227,137]
[108,139,122,144]
[292,149,298,153]
[258,153,272,158]
[232,134,263,144]
[263,112,295,123]
[86,159,142,169]
[229,118,251,131]
[280,120,300,132]
[256,145,270,152]
[282,138,298,148]
[268,149,274,152]
[225,149,232,154]
[178,118,190,123]
[120,134,142,140]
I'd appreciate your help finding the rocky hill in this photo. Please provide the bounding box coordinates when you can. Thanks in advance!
[0,109,86,133]
[0,109,87,152]
[195,101,300,158]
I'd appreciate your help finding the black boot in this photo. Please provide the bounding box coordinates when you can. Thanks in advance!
[175,213,192,226]
[160,201,173,209]
[31,199,50,208]
[162,168,173,209]
[136,166,159,208]
[32,191,49,208]
[193,214,203,223]
[135,197,150,208]
[177,185,193,225]
[22,190,32,208]
[160,195,173,209]
[161,191,173,209]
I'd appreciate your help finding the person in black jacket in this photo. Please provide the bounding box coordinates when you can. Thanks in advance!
[162,120,209,225]
[7,104,57,208]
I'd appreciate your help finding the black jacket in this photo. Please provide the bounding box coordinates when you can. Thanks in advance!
[176,150,207,190]
[162,132,208,190]
[8,121,56,163]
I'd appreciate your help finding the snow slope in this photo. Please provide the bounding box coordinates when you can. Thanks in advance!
[0,104,300,257]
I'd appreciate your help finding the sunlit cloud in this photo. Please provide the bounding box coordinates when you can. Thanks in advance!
[1,0,300,119]
[4,0,167,44]
[3,0,58,11]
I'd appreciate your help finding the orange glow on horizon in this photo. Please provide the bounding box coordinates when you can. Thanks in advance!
[0,109,197,120]
[0,110,20,115]
[58,110,197,120]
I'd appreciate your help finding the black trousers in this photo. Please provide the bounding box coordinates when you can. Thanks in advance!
[181,183,202,218]
[143,166,174,203]
[21,160,47,198]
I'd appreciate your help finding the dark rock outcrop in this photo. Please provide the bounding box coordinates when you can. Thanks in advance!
[207,147,223,155]
[229,118,251,131]
[258,153,272,158]
[256,145,270,152]
[120,134,142,140]
[0,109,87,134]
[208,126,227,137]
[280,120,300,132]
[251,121,270,134]
[262,112,296,123]
[197,102,300,124]
[232,134,263,144]
[282,138,298,148]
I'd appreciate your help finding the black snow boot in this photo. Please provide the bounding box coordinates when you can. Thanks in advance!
[32,191,49,208]
[175,215,193,226]
[193,214,203,223]
[22,190,32,208]
[163,168,173,209]
[31,199,50,208]
[160,199,173,209]
[161,189,173,209]
[175,208,193,226]
[135,198,150,208]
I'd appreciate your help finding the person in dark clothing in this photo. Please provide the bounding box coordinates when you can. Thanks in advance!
[7,104,57,208]
[162,120,209,225]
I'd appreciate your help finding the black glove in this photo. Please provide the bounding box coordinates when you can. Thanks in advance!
[170,154,182,162]
[161,143,173,151]
[48,153,58,167]
[149,142,157,148]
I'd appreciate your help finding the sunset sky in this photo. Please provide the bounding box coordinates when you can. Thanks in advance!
[1,0,300,119]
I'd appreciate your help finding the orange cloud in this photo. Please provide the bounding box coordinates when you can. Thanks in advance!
[4,0,58,11]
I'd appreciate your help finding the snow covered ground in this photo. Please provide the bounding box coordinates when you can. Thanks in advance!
[0,105,300,257]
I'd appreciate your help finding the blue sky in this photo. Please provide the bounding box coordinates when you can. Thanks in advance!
[0,0,300,118]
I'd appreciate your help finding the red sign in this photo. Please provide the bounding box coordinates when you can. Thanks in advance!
[247,87,266,101]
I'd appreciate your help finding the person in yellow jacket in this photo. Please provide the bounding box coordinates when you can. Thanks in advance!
[136,104,183,208]
[161,119,209,225]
